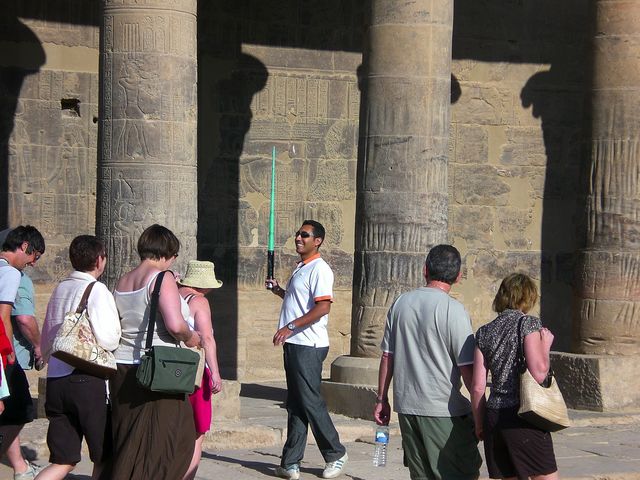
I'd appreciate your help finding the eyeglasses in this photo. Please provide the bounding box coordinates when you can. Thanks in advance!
[294,231,313,238]
[173,253,179,258]
[32,252,41,263]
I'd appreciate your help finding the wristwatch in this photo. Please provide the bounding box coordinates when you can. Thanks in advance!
[286,322,296,331]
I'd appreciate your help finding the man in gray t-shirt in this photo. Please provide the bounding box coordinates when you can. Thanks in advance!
[374,245,482,480]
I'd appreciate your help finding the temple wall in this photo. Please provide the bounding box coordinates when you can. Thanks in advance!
[0,4,100,324]
[195,3,365,379]
[449,1,590,350]
[2,1,591,381]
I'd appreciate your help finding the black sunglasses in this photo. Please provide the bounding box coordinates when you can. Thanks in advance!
[294,231,313,238]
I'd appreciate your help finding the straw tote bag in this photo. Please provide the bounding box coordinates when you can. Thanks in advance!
[517,316,570,432]
[51,282,117,378]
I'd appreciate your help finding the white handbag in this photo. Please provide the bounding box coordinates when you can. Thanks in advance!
[517,316,570,432]
[51,282,117,378]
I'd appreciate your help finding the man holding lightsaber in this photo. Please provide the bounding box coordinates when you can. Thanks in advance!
[266,220,347,480]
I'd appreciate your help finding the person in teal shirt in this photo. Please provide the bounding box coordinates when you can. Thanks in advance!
[11,273,42,370]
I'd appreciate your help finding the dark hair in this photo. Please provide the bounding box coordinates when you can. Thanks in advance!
[137,224,180,260]
[2,225,45,254]
[69,235,105,272]
[493,273,538,314]
[302,220,325,241]
[425,244,461,284]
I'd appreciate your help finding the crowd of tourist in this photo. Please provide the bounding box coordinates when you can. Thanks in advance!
[0,224,222,479]
[0,222,559,480]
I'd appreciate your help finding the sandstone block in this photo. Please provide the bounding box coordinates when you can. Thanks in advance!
[552,352,640,411]
[212,380,241,421]
[451,205,495,246]
[453,164,510,206]
[453,125,488,164]
[496,207,534,249]
[451,83,514,125]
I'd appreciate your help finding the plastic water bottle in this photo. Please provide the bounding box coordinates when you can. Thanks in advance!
[373,425,389,467]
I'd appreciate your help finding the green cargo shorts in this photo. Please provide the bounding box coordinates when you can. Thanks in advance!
[398,413,482,480]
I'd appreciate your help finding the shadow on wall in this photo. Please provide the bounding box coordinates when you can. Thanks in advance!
[0,8,45,228]
[453,0,591,350]
[196,0,364,379]
[4,0,590,358]
[197,48,268,379]
[521,66,589,349]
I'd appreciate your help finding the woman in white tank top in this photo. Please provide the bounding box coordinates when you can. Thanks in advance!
[109,224,202,480]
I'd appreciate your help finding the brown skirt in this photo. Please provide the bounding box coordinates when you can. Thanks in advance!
[109,363,195,480]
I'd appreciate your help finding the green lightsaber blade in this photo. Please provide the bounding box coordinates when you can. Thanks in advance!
[267,146,275,281]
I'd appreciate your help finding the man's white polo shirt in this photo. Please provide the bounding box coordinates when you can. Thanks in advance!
[0,258,21,306]
[279,253,334,348]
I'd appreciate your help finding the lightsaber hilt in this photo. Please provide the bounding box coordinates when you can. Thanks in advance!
[267,250,275,289]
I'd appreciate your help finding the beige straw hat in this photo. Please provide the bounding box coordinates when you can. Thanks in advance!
[178,260,223,289]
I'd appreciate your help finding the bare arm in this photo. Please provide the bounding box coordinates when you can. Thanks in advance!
[273,300,331,346]
[470,347,488,441]
[459,364,474,394]
[373,352,394,425]
[13,314,41,359]
[156,274,200,347]
[190,296,222,394]
[524,327,554,383]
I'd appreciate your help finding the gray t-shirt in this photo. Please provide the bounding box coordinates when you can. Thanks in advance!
[381,287,475,417]
[475,309,542,409]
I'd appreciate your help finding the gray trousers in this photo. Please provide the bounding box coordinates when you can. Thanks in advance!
[281,343,345,467]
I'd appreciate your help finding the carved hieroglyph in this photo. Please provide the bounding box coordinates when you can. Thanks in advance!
[98,0,197,286]
[351,0,453,357]
[574,1,640,355]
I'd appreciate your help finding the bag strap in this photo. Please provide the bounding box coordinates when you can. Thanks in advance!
[516,314,527,373]
[75,282,97,314]
[144,271,167,351]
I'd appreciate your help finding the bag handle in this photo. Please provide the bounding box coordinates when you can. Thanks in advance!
[144,271,167,351]
[76,282,97,314]
[516,314,527,373]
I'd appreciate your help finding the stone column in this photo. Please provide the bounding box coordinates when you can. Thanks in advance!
[554,0,640,411]
[574,1,640,355]
[97,0,198,286]
[352,0,453,358]
[325,0,454,417]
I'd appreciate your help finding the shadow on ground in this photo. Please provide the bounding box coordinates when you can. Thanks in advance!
[241,382,287,404]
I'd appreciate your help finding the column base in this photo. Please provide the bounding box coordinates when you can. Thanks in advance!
[551,352,640,411]
[322,355,397,421]
[329,354,380,385]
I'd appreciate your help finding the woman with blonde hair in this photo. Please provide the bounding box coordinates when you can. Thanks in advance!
[471,273,559,480]
[177,260,223,480]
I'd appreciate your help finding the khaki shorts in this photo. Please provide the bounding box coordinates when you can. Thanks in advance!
[398,413,481,480]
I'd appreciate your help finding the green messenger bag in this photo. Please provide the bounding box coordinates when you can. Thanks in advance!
[136,345,200,394]
[135,271,199,395]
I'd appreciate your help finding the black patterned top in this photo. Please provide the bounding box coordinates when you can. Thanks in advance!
[475,309,542,409]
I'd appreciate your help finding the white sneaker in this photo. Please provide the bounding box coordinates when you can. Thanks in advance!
[322,453,348,479]
[275,463,300,480]
[14,460,44,480]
